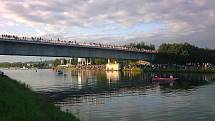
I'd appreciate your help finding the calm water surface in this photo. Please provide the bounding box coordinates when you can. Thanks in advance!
[3,69,215,121]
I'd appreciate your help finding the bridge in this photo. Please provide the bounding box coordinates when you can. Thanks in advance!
[0,38,156,61]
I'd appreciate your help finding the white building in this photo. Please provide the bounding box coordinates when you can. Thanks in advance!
[78,58,91,65]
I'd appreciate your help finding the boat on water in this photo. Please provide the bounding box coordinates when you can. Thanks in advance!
[57,70,63,74]
[152,75,178,81]
[152,77,178,81]
[0,71,4,76]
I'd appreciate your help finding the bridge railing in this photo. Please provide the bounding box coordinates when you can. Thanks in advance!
[0,34,158,54]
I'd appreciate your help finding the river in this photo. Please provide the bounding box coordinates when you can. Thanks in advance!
[2,69,215,121]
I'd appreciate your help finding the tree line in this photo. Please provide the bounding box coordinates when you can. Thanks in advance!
[0,62,49,68]
[127,42,155,50]
[155,43,215,65]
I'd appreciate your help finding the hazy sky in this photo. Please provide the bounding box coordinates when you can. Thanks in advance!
[0,0,215,62]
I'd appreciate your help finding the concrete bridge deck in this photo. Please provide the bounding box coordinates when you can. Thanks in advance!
[0,38,156,61]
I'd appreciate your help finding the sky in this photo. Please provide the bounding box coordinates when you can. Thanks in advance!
[0,0,215,62]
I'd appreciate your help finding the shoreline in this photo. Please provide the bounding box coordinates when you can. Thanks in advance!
[2,66,215,74]
[141,68,215,73]
[0,75,80,121]
[56,66,215,73]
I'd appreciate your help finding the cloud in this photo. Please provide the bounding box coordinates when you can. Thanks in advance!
[0,0,215,48]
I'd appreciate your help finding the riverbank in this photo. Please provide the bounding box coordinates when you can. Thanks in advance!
[0,75,80,121]
[55,64,215,73]
[122,66,215,73]
[57,65,106,70]
[142,68,215,73]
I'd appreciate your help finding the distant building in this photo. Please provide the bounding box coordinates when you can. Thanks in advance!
[78,58,91,65]
[106,59,121,71]
[48,64,53,67]
[106,63,121,71]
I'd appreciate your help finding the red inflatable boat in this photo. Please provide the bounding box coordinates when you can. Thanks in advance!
[152,77,178,81]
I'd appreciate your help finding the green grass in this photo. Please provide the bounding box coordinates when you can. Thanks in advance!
[0,75,80,121]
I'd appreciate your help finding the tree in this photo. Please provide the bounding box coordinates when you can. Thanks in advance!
[127,42,155,50]
[70,59,78,65]
[92,58,107,65]
[53,59,61,67]
[156,43,215,65]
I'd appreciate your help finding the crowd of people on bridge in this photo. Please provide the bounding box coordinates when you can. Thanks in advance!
[0,34,157,53]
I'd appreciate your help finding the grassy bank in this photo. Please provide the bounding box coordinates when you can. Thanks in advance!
[0,75,80,121]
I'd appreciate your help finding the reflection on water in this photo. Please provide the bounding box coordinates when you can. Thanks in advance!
[3,69,215,121]
[106,71,121,82]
